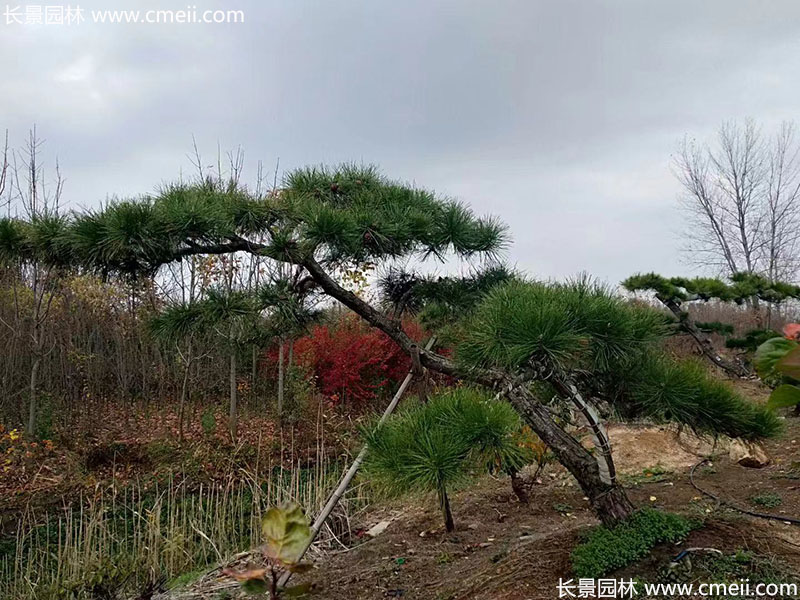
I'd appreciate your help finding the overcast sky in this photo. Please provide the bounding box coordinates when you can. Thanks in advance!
[2,1,799,284]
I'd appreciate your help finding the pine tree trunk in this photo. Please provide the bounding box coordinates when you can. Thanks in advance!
[229,352,237,441]
[26,299,42,438]
[438,485,455,532]
[505,384,635,526]
[178,342,192,443]
[657,294,747,377]
[300,256,636,527]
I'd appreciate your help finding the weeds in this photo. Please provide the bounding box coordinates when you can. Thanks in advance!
[749,491,782,509]
[623,465,672,486]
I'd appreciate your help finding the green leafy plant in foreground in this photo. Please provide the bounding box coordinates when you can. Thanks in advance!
[571,509,697,578]
[755,325,800,411]
[223,503,313,598]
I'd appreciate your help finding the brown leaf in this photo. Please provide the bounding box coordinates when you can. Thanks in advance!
[221,567,267,582]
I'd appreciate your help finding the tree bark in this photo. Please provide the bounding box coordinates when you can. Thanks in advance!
[27,355,40,438]
[657,294,747,377]
[229,352,237,441]
[178,341,192,443]
[438,485,455,532]
[26,293,42,438]
[503,383,635,526]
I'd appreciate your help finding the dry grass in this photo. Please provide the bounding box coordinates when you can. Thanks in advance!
[0,447,367,600]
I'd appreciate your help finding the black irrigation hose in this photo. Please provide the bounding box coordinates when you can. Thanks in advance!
[689,459,800,526]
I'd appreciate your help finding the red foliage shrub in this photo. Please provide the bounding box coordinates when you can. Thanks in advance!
[284,316,426,406]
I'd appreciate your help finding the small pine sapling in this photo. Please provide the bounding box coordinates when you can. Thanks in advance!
[223,503,314,598]
[363,389,536,529]
[437,388,537,503]
[363,400,467,532]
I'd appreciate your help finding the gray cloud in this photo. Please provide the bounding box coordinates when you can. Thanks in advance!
[2,0,800,283]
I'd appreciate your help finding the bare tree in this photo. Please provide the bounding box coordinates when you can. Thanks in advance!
[4,128,65,437]
[675,119,800,282]
[763,122,800,282]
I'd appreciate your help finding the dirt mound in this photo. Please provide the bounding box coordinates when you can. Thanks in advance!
[608,424,724,474]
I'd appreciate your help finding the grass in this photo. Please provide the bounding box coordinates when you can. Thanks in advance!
[693,549,799,586]
[0,458,360,600]
[168,568,206,589]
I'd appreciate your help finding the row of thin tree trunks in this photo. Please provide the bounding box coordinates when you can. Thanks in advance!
[0,273,290,433]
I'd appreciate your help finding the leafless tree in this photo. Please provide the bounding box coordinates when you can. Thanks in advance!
[763,122,800,282]
[675,119,800,282]
[2,127,65,436]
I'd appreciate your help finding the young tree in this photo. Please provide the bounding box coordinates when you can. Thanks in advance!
[258,273,319,422]
[12,165,779,525]
[364,388,531,531]
[363,394,468,532]
[149,302,208,441]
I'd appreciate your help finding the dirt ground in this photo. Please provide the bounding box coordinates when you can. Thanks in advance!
[169,401,800,600]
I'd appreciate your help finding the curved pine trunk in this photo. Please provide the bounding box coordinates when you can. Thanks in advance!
[504,384,635,526]
[657,294,747,377]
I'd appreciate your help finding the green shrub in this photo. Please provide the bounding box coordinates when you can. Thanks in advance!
[34,393,55,441]
[200,408,216,435]
[571,509,697,578]
[281,365,317,425]
[725,329,780,351]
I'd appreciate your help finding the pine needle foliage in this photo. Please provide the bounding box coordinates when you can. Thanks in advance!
[282,165,508,263]
[623,272,800,304]
[456,277,667,374]
[149,303,208,342]
[378,265,515,329]
[0,215,70,266]
[362,388,530,529]
[9,165,506,278]
[148,288,258,346]
[725,329,781,351]
[453,278,780,440]
[613,355,782,439]
[434,388,532,474]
